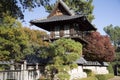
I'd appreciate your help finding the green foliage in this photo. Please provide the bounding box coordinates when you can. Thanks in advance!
[0,16,29,61]
[56,72,70,80]
[95,74,114,80]
[104,24,120,74]
[95,75,107,80]
[104,24,120,47]
[83,69,93,77]
[46,0,94,22]
[107,63,114,74]
[0,15,47,61]
[40,38,82,79]
[0,0,50,19]
[105,74,114,79]
[79,76,98,80]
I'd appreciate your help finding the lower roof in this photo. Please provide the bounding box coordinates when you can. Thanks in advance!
[30,15,97,31]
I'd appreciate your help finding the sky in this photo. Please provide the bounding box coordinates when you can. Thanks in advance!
[23,0,120,35]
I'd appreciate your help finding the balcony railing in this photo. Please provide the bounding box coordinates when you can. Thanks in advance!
[42,31,88,41]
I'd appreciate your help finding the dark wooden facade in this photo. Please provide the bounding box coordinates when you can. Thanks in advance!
[30,0,96,44]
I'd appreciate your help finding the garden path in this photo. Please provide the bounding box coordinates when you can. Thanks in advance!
[108,76,120,80]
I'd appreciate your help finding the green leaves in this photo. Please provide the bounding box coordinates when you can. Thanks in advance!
[0,15,48,61]
[104,24,120,47]
[0,0,50,20]
[40,38,82,79]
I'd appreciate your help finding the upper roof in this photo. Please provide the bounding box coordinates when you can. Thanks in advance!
[30,0,97,31]
[48,0,75,17]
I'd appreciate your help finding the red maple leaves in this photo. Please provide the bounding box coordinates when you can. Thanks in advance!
[83,31,115,62]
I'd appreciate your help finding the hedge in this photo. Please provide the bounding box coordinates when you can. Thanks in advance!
[95,74,114,80]
[79,76,98,80]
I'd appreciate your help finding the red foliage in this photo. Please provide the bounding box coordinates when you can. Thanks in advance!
[83,31,115,62]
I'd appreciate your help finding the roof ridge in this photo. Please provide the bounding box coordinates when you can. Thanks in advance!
[47,0,75,18]
[59,0,75,15]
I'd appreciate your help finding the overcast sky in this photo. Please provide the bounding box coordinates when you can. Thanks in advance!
[23,0,120,35]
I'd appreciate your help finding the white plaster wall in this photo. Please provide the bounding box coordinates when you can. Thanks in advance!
[96,67,109,74]
[68,66,87,80]
[83,66,109,74]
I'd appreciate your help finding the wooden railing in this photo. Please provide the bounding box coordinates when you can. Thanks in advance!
[43,31,88,40]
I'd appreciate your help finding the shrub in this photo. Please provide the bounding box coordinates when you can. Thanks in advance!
[83,69,93,76]
[95,74,107,80]
[56,72,70,80]
[79,76,98,80]
[95,74,114,80]
[105,74,114,79]
[107,63,114,74]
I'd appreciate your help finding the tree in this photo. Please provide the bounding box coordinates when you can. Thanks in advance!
[40,38,82,79]
[46,0,94,22]
[104,24,120,48]
[0,17,30,61]
[0,0,50,20]
[0,15,48,61]
[83,31,115,62]
[104,25,120,61]
[104,25,120,74]
[23,27,49,54]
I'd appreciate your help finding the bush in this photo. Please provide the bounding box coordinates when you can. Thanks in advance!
[105,74,114,79]
[83,69,93,76]
[95,74,107,80]
[95,74,114,80]
[107,63,114,74]
[56,72,70,80]
[79,76,98,80]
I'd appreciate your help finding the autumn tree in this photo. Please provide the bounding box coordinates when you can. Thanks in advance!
[104,25,120,62]
[0,16,30,61]
[40,38,82,79]
[23,27,49,54]
[83,31,115,62]
[0,15,48,61]
[46,0,94,22]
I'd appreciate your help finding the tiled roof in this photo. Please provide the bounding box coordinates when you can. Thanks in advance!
[25,54,50,65]
[48,0,75,17]
[30,15,83,23]
[76,57,87,64]
[102,62,109,66]
[24,54,108,67]
[30,15,96,31]
[58,0,75,15]
[85,61,101,66]
[0,60,14,64]
[84,61,109,66]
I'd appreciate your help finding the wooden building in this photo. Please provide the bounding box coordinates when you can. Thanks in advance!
[30,0,110,79]
[30,0,97,44]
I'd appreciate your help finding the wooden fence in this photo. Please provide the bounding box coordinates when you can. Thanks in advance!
[0,69,40,80]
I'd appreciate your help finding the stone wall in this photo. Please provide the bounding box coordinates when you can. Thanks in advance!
[83,66,109,74]
[68,66,87,80]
